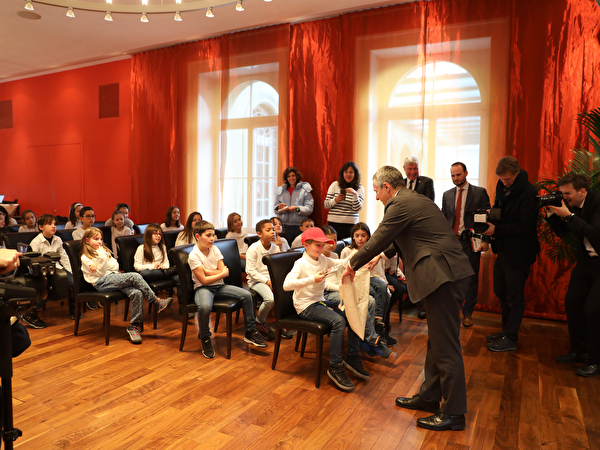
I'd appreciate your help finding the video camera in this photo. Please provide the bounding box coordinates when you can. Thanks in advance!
[536,190,563,208]
[0,252,62,318]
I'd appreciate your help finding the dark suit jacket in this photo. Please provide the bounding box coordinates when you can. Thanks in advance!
[404,176,435,201]
[441,183,491,230]
[546,189,600,262]
[349,188,473,302]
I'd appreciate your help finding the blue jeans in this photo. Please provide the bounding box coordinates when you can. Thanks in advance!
[94,272,157,324]
[251,282,274,323]
[324,291,378,345]
[370,277,390,320]
[298,302,360,365]
[194,283,256,340]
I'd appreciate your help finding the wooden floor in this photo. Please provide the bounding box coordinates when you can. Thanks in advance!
[8,299,600,450]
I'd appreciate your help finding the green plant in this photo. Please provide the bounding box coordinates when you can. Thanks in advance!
[536,108,600,264]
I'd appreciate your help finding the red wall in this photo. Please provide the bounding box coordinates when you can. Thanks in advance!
[0,59,131,222]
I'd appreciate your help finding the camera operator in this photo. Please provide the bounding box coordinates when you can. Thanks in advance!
[544,173,600,377]
[481,156,539,352]
[0,249,21,276]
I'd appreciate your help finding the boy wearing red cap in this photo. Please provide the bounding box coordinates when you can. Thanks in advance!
[283,227,366,391]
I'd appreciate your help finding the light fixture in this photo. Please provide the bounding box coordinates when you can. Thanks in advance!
[141,12,149,22]
[142,0,148,5]
[176,0,182,3]
[66,6,75,17]
[264,0,272,2]
[104,11,113,21]
[174,11,182,21]
[236,0,244,12]
[206,6,214,17]
[24,1,34,11]
[106,0,112,4]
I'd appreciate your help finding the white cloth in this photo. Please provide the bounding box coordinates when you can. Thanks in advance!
[30,233,72,273]
[225,231,248,255]
[81,247,119,285]
[339,268,370,340]
[134,244,169,271]
[188,244,224,289]
[246,240,280,286]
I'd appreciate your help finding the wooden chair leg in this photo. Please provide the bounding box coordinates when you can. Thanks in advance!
[225,312,233,359]
[152,303,158,330]
[235,309,240,324]
[104,301,111,346]
[271,328,282,369]
[294,332,302,352]
[214,312,221,333]
[123,299,129,322]
[300,332,308,357]
[180,310,188,351]
[315,334,323,388]
[74,301,81,336]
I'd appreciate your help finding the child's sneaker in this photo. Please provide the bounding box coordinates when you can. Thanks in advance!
[21,310,47,329]
[156,297,173,313]
[327,363,354,391]
[281,329,294,339]
[126,324,142,344]
[244,330,268,348]
[201,338,215,359]
[256,322,275,341]
[344,356,370,379]
[375,341,392,359]
[86,301,98,311]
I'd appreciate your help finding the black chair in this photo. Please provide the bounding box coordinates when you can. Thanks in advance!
[263,251,331,388]
[243,234,260,248]
[98,226,112,249]
[115,234,176,330]
[214,228,228,239]
[56,223,66,230]
[2,231,39,249]
[169,243,242,359]
[334,240,346,256]
[56,229,74,242]
[163,230,180,250]
[133,223,149,235]
[342,237,352,248]
[63,240,129,346]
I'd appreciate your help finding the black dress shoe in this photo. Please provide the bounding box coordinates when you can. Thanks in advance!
[417,412,466,431]
[576,364,600,377]
[395,394,440,413]
[417,307,426,319]
[556,351,589,364]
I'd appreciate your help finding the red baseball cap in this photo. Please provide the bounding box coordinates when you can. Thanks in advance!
[301,227,335,245]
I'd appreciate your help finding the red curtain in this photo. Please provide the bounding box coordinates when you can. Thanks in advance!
[130,0,600,320]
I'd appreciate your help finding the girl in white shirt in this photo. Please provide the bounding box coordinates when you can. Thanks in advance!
[134,224,178,282]
[110,210,133,258]
[175,211,202,247]
[225,212,248,270]
[65,202,83,229]
[160,206,184,232]
[18,210,37,232]
[80,227,171,344]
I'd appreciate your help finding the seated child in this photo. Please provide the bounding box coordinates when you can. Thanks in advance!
[225,212,248,270]
[245,219,293,341]
[161,206,184,232]
[80,227,172,344]
[105,203,134,229]
[22,214,75,327]
[283,227,367,392]
[64,202,83,230]
[18,210,37,232]
[72,206,96,240]
[188,220,267,359]
[270,216,289,252]
[175,211,202,247]
[290,217,314,249]
[134,224,178,283]
[110,209,134,258]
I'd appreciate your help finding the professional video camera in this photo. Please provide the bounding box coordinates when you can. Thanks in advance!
[536,190,563,208]
[467,207,502,246]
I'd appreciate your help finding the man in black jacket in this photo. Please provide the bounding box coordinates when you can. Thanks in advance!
[403,156,435,202]
[545,173,600,377]
[482,156,539,352]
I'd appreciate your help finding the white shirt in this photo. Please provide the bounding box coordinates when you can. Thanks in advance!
[72,227,88,241]
[246,240,280,286]
[225,231,248,255]
[18,225,37,233]
[64,220,82,230]
[175,231,194,247]
[290,234,303,249]
[161,223,184,232]
[111,226,133,257]
[81,247,119,285]
[134,243,169,271]
[283,252,341,314]
[188,244,224,289]
[454,182,469,234]
[30,233,72,273]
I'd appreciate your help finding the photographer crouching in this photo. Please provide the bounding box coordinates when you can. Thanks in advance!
[481,156,539,352]
[544,173,600,377]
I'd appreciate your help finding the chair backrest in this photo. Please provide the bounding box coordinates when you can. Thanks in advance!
[334,240,346,256]
[2,231,39,249]
[56,229,74,242]
[163,230,180,250]
[214,228,228,239]
[98,226,112,249]
[56,223,66,230]
[168,244,195,307]
[115,234,144,272]
[263,251,302,321]
[214,239,243,287]
[342,237,352,247]
[63,239,95,295]
[134,223,149,235]
[93,221,106,227]
[243,234,260,248]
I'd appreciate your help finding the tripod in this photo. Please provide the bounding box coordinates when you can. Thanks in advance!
[1,317,22,450]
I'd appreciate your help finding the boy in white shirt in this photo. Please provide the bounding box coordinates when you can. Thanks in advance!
[22,214,76,328]
[72,206,96,241]
[246,219,293,341]
[188,220,267,359]
[290,218,315,249]
[283,227,366,391]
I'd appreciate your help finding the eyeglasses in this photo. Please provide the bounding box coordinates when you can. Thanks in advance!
[153,232,162,236]
[83,214,96,218]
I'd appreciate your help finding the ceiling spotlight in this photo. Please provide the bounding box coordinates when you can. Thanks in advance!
[142,0,148,5]
[104,11,113,21]
[176,0,181,3]
[206,7,214,17]
[106,0,112,4]
[141,12,149,22]
[264,0,272,2]
[66,6,75,17]
[236,0,244,12]
[24,1,34,11]
[174,11,182,21]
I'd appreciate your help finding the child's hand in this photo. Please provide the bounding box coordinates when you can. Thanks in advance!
[222,266,230,278]
[266,280,272,290]
[314,272,326,283]
[89,262,98,273]
[388,284,395,293]
[154,262,161,269]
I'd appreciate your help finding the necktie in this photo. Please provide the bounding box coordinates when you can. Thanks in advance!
[409,180,414,190]
[453,188,463,235]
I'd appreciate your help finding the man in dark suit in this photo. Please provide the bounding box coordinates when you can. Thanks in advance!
[341,165,473,431]
[403,156,435,201]
[545,173,600,377]
[441,162,491,327]
[482,156,539,352]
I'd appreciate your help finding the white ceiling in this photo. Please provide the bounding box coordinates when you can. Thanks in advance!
[0,0,407,83]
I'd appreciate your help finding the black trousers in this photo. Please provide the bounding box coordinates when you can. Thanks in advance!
[418,277,470,415]
[458,236,481,316]
[564,257,600,364]
[493,252,532,342]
